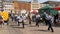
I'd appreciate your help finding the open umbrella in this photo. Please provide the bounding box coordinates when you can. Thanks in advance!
[33,9,38,14]
[54,6,60,10]
[38,9,43,14]
[42,5,53,9]
[38,5,53,14]
[50,10,58,15]
[38,5,58,15]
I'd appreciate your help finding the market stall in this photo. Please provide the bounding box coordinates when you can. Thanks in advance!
[38,5,58,24]
[54,6,60,25]
[38,5,58,15]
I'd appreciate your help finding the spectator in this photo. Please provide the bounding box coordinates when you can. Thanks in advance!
[0,15,3,28]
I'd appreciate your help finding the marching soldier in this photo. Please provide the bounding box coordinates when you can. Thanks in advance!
[47,14,54,32]
[17,15,25,28]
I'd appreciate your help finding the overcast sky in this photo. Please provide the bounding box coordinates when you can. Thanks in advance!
[18,0,48,3]
[49,0,60,1]
[6,0,60,3]
[18,0,60,3]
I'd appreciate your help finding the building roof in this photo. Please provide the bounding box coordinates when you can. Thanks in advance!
[42,1,60,4]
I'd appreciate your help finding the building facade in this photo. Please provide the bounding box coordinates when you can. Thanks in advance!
[0,0,3,11]
[3,1,14,12]
[40,3,49,8]
[0,2,2,11]
[31,0,40,10]
[31,3,40,9]
[0,0,14,12]
[14,1,31,13]
[33,0,38,3]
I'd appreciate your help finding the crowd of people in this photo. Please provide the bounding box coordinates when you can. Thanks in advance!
[0,11,55,32]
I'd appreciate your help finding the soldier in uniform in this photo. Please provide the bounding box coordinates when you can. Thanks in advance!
[48,14,54,32]
[17,15,25,28]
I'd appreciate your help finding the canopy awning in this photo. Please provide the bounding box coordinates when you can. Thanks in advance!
[54,6,60,10]
[41,5,53,10]
[38,5,53,14]
[38,5,58,15]
[50,10,58,15]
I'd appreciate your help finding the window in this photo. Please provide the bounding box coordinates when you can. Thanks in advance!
[4,0,10,1]
[32,3,39,9]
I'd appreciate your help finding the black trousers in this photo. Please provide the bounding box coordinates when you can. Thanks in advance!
[11,17,14,21]
[18,21,24,28]
[36,19,40,27]
[4,19,9,25]
[29,19,31,25]
[48,21,54,32]
[0,22,3,25]
[36,21,39,26]
[45,19,49,25]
